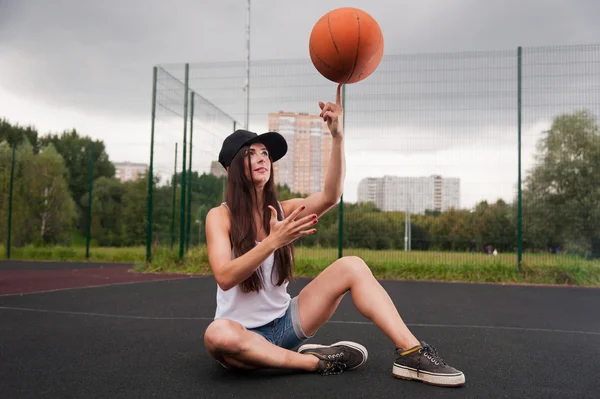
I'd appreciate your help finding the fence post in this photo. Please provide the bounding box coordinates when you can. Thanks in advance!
[146,66,157,262]
[179,63,189,260]
[186,92,195,252]
[517,47,523,272]
[170,142,178,248]
[6,144,16,259]
[85,145,94,259]
[338,85,346,259]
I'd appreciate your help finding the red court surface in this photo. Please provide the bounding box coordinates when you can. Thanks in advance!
[0,261,193,295]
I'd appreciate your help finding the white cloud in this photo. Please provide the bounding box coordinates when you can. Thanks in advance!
[0,89,150,163]
[340,118,551,206]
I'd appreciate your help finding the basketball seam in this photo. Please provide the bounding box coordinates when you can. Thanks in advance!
[355,30,382,81]
[327,13,342,60]
[345,8,361,84]
[310,42,345,74]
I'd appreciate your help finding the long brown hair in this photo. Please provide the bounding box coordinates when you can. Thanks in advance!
[225,145,294,293]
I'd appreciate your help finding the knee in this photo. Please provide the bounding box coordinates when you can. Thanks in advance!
[204,319,244,353]
[338,256,373,280]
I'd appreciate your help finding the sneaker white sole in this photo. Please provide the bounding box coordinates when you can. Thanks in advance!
[392,364,465,387]
[298,341,368,370]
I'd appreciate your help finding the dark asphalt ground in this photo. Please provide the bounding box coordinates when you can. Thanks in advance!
[1,261,599,398]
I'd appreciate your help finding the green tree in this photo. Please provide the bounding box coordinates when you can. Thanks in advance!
[121,175,150,246]
[426,208,472,251]
[0,142,76,246]
[6,141,36,245]
[0,118,40,153]
[0,142,16,244]
[24,144,77,244]
[276,184,307,201]
[523,110,600,257]
[80,177,125,246]
[40,130,115,230]
[472,200,516,252]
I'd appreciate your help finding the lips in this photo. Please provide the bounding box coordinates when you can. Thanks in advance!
[255,168,268,173]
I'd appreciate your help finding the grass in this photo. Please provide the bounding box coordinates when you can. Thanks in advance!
[0,245,146,263]
[2,245,599,287]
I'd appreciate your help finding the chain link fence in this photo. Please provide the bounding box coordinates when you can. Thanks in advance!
[149,44,600,267]
[2,44,598,268]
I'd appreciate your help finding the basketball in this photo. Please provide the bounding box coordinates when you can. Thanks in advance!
[309,7,384,84]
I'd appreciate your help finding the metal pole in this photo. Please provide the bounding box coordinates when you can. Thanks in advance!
[6,144,15,259]
[337,85,346,259]
[245,0,251,129]
[407,190,411,251]
[186,92,195,252]
[517,47,523,271]
[404,209,408,252]
[146,66,157,262]
[404,190,408,252]
[408,209,412,251]
[170,142,178,248]
[179,64,189,259]
[85,145,94,259]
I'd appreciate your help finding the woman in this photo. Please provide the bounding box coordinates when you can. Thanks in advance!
[204,84,465,387]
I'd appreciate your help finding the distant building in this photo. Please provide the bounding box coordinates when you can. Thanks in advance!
[268,111,332,195]
[114,162,148,183]
[210,160,226,178]
[358,175,460,213]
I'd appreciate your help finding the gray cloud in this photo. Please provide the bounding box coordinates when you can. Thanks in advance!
[1,0,600,120]
[1,0,599,206]
[0,0,248,117]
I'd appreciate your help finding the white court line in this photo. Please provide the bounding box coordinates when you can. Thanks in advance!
[0,305,212,320]
[328,320,600,336]
[0,276,197,297]
[1,305,599,336]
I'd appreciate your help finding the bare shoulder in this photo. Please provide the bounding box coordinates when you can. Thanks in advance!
[206,204,231,231]
[205,204,233,275]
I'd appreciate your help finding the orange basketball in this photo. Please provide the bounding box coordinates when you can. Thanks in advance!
[309,7,384,84]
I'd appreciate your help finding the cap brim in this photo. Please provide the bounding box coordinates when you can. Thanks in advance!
[247,132,287,163]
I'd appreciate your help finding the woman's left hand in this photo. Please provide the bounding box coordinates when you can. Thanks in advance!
[319,83,343,138]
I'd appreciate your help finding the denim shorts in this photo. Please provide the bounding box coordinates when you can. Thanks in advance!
[247,296,314,351]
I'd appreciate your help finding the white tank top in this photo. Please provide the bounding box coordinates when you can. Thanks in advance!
[214,204,291,329]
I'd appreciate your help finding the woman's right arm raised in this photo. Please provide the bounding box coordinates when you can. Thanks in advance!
[205,204,317,291]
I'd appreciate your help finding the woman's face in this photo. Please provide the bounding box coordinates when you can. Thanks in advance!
[244,143,271,186]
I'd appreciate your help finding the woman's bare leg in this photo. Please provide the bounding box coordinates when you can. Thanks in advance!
[204,319,319,370]
[297,256,420,350]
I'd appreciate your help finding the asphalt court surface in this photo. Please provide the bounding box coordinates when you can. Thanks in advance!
[1,261,599,398]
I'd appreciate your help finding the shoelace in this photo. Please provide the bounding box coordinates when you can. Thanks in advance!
[319,360,346,376]
[420,344,447,367]
[317,349,348,376]
[323,352,346,362]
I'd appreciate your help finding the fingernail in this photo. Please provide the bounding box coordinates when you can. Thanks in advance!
[313,220,318,224]
[312,215,317,219]
[301,206,305,210]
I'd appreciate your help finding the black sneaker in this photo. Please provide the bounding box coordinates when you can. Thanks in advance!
[298,341,368,375]
[392,341,465,387]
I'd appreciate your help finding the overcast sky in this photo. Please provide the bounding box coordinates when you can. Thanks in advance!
[1,0,599,206]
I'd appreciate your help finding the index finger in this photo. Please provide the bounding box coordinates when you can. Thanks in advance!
[336,83,342,105]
